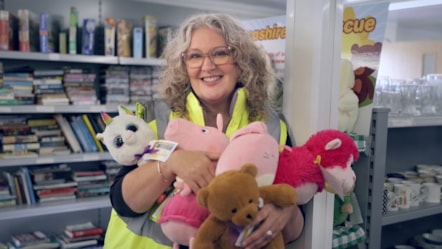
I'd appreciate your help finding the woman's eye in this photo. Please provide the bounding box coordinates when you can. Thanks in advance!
[189,53,202,59]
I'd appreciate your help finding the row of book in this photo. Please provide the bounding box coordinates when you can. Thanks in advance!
[0,65,161,106]
[0,113,106,157]
[0,7,175,58]
[0,162,119,207]
[4,222,104,249]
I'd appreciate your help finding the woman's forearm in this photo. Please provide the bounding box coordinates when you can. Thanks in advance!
[283,205,304,244]
[121,160,175,213]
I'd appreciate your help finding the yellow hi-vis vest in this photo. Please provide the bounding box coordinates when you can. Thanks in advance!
[104,88,287,249]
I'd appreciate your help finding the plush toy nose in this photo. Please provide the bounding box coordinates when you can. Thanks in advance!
[122,130,136,145]
[232,205,259,226]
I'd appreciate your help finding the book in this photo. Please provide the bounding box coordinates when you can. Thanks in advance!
[143,15,157,58]
[56,234,98,249]
[33,181,77,191]
[68,116,91,152]
[54,114,82,153]
[39,12,55,53]
[74,115,98,152]
[11,231,49,248]
[21,167,37,204]
[68,6,78,54]
[0,10,18,51]
[82,18,95,55]
[2,142,40,152]
[132,26,143,59]
[64,227,103,239]
[59,32,67,54]
[104,18,115,56]
[81,114,104,152]
[18,9,39,52]
[1,134,39,144]
[116,19,131,57]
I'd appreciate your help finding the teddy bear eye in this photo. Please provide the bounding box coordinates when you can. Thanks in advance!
[114,136,124,148]
[231,208,237,214]
[249,199,253,204]
[126,124,137,132]
[201,128,208,133]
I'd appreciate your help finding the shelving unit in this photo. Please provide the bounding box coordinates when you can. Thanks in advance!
[0,52,162,242]
[354,108,442,249]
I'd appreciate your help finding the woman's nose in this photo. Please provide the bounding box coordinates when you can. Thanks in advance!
[200,56,216,70]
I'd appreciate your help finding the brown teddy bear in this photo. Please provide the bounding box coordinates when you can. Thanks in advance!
[192,164,297,249]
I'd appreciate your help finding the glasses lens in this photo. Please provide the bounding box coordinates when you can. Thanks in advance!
[183,51,203,68]
[210,47,231,65]
[183,47,231,68]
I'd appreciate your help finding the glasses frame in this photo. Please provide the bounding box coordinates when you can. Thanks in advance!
[181,46,233,69]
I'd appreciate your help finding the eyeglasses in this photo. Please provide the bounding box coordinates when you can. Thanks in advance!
[182,46,233,68]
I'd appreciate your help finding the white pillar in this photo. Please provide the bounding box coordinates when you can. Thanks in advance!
[283,0,343,248]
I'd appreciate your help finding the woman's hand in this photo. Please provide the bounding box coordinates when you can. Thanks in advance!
[241,204,298,249]
[167,149,220,193]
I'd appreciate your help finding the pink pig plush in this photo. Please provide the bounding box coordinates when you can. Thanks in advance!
[216,121,280,186]
[158,114,229,249]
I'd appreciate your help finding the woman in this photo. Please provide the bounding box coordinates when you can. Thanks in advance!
[104,13,304,249]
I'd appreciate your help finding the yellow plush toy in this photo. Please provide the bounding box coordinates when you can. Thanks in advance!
[192,164,297,249]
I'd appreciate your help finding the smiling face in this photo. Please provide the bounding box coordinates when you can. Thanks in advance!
[185,27,240,106]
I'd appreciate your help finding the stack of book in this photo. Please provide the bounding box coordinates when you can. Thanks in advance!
[27,118,70,155]
[31,164,78,203]
[129,66,153,103]
[57,222,103,249]
[101,66,130,105]
[33,69,69,106]
[72,170,109,198]
[64,71,98,105]
[10,231,59,249]
[101,160,121,183]
[1,72,34,105]
[0,115,39,158]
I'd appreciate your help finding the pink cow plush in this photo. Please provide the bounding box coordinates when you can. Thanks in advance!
[216,121,280,187]
[158,114,229,249]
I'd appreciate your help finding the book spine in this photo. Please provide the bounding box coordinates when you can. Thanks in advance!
[0,10,10,51]
[69,116,91,152]
[104,18,115,56]
[117,19,132,57]
[39,12,50,53]
[65,227,103,238]
[81,114,104,152]
[133,27,143,59]
[82,18,95,55]
[59,32,67,54]
[54,114,82,153]
[69,7,78,54]
[2,142,40,152]
[144,15,157,58]
[75,116,98,152]
[21,167,36,204]
[18,9,30,52]
[13,175,24,205]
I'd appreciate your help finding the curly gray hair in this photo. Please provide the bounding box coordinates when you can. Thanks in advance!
[158,13,277,121]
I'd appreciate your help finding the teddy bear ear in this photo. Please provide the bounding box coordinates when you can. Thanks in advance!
[240,163,257,177]
[197,188,210,208]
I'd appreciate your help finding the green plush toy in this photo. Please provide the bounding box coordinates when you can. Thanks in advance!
[333,194,354,227]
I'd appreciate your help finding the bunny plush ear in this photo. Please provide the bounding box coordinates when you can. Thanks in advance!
[118,105,134,116]
[101,112,113,125]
